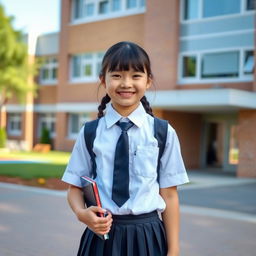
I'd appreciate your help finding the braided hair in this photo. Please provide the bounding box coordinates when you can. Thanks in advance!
[97,41,154,117]
[140,96,154,117]
[98,94,111,118]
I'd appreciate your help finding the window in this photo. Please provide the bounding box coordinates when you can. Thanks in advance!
[140,0,145,7]
[203,0,240,18]
[72,0,145,21]
[83,54,93,77]
[180,50,254,82]
[38,113,56,138]
[73,0,83,19]
[99,0,109,14]
[85,2,95,16]
[247,0,256,10]
[228,125,239,165]
[127,0,137,9]
[182,56,197,77]
[201,51,239,78]
[68,113,90,138]
[96,52,105,76]
[184,0,199,20]
[71,52,104,82]
[112,0,121,11]
[39,57,58,84]
[244,50,254,75]
[8,113,22,136]
[72,55,82,78]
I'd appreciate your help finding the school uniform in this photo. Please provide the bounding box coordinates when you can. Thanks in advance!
[62,102,189,256]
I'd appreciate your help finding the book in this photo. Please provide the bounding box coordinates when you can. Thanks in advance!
[80,176,109,240]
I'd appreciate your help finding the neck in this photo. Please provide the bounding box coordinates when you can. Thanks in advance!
[111,103,140,117]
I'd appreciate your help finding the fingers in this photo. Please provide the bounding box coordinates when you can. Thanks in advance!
[90,206,106,214]
[82,207,113,235]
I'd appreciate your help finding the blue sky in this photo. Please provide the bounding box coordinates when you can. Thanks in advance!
[0,0,60,34]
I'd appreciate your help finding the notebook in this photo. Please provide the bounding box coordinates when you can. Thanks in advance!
[80,176,109,240]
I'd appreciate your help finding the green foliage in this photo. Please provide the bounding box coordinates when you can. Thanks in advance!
[40,127,51,144]
[0,163,66,179]
[0,150,70,164]
[0,4,37,107]
[0,127,6,148]
[0,151,71,179]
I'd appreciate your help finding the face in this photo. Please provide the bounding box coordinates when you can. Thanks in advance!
[101,68,152,116]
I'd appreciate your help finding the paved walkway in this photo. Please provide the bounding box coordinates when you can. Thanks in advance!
[0,171,256,256]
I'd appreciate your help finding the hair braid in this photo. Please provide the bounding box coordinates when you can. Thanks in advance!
[98,94,111,118]
[141,96,154,117]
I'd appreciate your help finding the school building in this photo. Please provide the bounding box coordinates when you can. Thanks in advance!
[2,0,256,177]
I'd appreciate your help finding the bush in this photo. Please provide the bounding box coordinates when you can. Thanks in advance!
[40,127,51,144]
[0,128,7,148]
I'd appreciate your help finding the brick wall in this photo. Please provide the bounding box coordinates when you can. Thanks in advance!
[237,110,256,177]
[162,110,202,169]
[144,0,179,90]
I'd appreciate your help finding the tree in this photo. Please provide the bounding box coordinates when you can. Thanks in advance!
[40,127,51,145]
[0,127,6,148]
[0,4,37,127]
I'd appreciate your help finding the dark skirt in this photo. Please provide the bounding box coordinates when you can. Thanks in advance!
[77,211,167,256]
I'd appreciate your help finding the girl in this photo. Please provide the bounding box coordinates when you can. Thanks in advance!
[62,41,189,256]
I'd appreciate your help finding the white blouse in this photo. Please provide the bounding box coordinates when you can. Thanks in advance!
[62,103,189,215]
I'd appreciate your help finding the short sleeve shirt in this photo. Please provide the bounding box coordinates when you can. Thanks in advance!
[62,103,189,214]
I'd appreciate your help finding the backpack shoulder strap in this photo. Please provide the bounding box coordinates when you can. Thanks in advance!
[84,117,168,180]
[154,117,168,182]
[84,118,100,179]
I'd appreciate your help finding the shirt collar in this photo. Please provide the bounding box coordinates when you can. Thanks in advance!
[104,102,147,129]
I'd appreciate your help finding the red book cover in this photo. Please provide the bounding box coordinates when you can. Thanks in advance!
[80,176,109,240]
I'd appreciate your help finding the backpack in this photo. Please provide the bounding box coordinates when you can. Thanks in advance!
[83,117,168,181]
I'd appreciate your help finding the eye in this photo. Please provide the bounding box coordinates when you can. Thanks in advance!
[133,74,143,79]
[111,73,121,78]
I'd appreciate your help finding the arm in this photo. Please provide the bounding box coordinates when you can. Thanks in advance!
[67,184,112,235]
[160,186,180,256]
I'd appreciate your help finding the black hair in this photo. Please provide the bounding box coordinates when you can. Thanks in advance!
[98,41,154,118]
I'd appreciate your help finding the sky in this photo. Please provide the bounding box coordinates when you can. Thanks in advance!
[0,0,60,35]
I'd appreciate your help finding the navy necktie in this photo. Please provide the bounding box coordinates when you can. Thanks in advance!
[112,121,134,207]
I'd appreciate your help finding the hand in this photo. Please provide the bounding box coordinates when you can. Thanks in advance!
[76,206,113,235]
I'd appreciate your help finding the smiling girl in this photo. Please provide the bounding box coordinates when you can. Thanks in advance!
[62,41,189,256]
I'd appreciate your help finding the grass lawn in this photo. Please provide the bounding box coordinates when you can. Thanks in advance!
[0,151,70,179]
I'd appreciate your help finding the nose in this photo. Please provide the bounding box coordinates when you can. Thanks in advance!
[121,77,132,87]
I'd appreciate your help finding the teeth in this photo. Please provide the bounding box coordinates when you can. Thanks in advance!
[118,92,134,97]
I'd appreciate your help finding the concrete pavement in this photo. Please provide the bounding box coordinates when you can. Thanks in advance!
[0,171,256,256]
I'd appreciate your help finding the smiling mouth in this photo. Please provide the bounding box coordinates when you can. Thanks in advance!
[117,92,135,98]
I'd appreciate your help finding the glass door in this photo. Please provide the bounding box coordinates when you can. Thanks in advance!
[201,117,238,173]
[223,123,239,172]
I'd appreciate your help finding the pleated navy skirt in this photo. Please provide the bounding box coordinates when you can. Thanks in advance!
[77,211,167,256]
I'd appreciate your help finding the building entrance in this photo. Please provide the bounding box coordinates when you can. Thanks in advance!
[202,115,238,173]
[205,122,224,168]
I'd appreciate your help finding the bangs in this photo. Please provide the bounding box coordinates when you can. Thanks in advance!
[106,45,147,73]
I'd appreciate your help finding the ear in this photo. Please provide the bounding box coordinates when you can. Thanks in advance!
[99,76,106,88]
[146,77,152,89]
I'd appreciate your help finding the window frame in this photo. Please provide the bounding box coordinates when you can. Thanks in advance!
[179,48,254,84]
[201,51,240,78]
[245,0,256,11]
[181,0,256,23]
[7,113,22,136]
[68,113,90,139]
[37,113,56,139]
[70,51,104,83]
[202,0,241,19]
[242,49,255,76]
[39,57,58,85]
[71,0,146,24]
[182,55,198,78]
